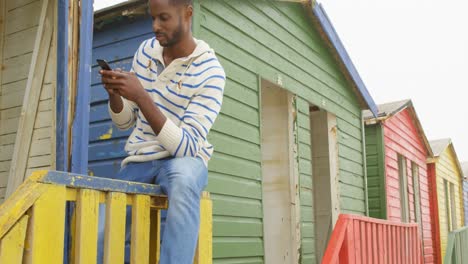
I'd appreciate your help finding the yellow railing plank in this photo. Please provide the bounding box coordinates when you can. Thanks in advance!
[0,171,49,239]
[149,209,161,264]
[194,191,213,264]
[26,185,66,264]
[0,215,29,264]
[131,195,150,264]
[75,189,100,264]
[103,192,126,264]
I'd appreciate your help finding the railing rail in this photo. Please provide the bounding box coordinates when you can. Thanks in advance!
[444,226,468,264]
[322,214,423,264]
[0,170,212,264]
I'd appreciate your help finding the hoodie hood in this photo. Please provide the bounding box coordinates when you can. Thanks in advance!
[152,38,214,66]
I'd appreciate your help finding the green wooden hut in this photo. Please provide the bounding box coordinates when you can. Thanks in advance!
[88,0,378,263]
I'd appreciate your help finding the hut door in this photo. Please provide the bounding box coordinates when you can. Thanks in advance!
[310,108,339,262]
[260,81,299,264]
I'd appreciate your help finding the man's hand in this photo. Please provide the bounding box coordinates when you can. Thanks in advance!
[100,69,148,104]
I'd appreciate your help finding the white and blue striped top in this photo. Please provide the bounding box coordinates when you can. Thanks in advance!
[109,38,226,168]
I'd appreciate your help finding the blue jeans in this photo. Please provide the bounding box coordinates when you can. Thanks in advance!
[97,157,208,264]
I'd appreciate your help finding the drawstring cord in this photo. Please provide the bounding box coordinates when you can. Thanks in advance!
[178,57,196,92]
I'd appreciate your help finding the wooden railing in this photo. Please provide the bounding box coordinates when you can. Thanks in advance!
[444,226,468,264]
[322,214,423,264]
[0,170,212,264]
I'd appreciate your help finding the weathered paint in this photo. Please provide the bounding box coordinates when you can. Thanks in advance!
[89,1,375,262]
[464,179,468,226]
[56,0,70,172]
[462,162,468,227]
[431,144,465,260]
[0,170,211,264]
[71,0,94,175]
[365,107,436,263]
[0,0,43,200]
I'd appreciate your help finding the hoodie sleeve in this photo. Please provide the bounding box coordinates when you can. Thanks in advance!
[108,43,142,130]
[156,66,226,157]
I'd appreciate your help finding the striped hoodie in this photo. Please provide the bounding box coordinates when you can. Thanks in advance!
[109,37,225,167]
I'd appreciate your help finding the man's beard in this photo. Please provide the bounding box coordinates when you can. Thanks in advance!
[160,18,184,47]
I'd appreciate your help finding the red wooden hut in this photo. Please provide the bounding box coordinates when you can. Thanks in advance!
[363,100,438,263]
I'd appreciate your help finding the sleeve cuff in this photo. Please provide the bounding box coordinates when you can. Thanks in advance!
[108,98,133,126]
[156,118,183,154]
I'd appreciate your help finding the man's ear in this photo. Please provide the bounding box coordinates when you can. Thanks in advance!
[185,5,193,20]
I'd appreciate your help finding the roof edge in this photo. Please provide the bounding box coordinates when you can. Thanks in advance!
[311,3,378,117]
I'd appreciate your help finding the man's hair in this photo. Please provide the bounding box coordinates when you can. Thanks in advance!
[170,0,193,6]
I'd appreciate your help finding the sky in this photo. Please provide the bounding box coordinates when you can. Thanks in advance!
[319,0,468,163]
[94,0,468,163]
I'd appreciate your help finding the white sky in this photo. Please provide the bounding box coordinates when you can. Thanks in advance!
[320,0,468,163]
[94,0,468,163]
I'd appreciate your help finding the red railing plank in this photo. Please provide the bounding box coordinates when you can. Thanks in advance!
[322,214,423,264]
[361,221,367,264]
[353,219,361,263]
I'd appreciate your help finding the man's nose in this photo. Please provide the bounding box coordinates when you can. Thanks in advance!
[152,20,162,33]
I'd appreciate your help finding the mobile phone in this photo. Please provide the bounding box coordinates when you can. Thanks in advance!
[97,59,112,71]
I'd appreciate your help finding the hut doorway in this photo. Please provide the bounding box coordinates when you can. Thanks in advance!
[260,80,299,264]
[309,107,339,262]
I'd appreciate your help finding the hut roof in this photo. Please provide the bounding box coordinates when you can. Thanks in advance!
[94,0,379,117]
[363,99,433,157]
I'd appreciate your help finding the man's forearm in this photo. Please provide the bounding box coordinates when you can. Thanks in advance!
[136,93,167,135]
[109,94,124,113]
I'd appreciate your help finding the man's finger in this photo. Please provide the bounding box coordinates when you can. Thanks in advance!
[100,70,126,78]
[102,77,122,84]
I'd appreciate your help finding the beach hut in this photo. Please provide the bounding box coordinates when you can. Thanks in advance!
[363,99,436,263]
[462,162,468,226]
[0,0,88,201]
[88,0,378,262]
[428,138,465,261]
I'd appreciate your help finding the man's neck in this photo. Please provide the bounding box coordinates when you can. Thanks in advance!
[163,34,197,66]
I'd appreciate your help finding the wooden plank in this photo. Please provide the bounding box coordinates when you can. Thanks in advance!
[27,155,50,169]
[6,0,38,12]
[0,171,48,238]
[0,117,19,135]
[6,0,54,197]
[149,209,161,264]
[130,195,150,264]
[4,0,41,35]
[0,215,29,263]
[103,192,126,264]
[0,133,17,146]
[29,138,52,157]
[3,26,38,58]
[0,0,5,89]
[353,220,362,262]
[0,144,14,161]
[37,99,52,112]
[25,185,66,264]
[33,111,52,129]
[0,88,25,110]
[74,189,100,264]
[194,192,213,264]
[40,82,53,100]
[1,53,32,85]
[0,107,21,122]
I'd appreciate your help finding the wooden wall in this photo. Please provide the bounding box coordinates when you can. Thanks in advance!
[197,1,366,263]
[0,0,42,202]
[382,109,435,263]
[435,146,465,259]
[0,0,56,200]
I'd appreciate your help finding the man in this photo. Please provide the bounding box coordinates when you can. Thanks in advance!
[98,0,225,262]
